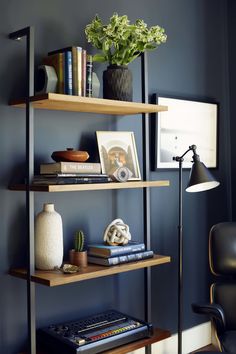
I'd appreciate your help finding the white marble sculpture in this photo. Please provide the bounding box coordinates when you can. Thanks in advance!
[103,218,131,245]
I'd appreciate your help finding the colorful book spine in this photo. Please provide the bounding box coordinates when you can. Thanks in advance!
[88,250,154,266]
[82,49,87,96]
[86,54,93,97]
[64,51,72,95]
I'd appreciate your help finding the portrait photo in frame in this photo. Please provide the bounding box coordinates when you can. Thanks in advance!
[152,95,218,170]
[96,131,141,180]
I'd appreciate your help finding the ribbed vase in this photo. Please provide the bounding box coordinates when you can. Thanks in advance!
[103,65,133,101]
[35,203,63,270]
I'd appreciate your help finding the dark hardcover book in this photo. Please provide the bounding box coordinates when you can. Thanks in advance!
[64,51,72,95]
[88,241,145,258]
[48,46,76,56]
[32,176,112,185]
[43,53,64,93]
[86,54,93,97]
[34,173,109,179]
[88,250,154,266]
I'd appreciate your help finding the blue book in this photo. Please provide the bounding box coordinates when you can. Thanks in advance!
[88,241,145,258]
[64,51,72,95]
[88,250,154,266]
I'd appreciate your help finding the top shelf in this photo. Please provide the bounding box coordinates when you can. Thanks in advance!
[9,93,168,115]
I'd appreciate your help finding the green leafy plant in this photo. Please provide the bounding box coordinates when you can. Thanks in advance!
[74,230,85,252]
[85,13,167,66]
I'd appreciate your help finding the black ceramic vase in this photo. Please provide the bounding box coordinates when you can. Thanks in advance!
[103,65,133,101]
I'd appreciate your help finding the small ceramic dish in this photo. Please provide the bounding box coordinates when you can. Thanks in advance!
[51,148,89,162]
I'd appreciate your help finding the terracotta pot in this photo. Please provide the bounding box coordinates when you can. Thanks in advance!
[51,148,89,162]
[69,250,88,268]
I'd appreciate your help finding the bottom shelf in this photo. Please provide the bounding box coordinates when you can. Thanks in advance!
[19,328,171,354]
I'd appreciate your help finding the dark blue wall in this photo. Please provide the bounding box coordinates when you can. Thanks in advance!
[0,1,231,353]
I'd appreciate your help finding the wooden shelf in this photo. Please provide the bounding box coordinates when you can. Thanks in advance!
[9,93,168,115]
[9,180,170,192]
[10,254,171,287]
[19,328,171,354]
[103,328,171,354]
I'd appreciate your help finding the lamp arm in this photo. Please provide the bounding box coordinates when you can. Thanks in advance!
[173,145,197,162]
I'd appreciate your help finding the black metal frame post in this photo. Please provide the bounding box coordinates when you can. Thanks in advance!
[9,27,35,354]
[141,52,151,354]
[173,145,195,354]
[178,158,183,354]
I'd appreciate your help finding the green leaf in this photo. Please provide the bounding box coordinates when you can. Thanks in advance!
[93,53,107,62]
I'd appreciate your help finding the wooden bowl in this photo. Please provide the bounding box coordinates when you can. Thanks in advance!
[51,148,89,162]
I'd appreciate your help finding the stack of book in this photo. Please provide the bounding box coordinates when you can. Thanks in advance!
[43,47,93,97]
[32,161,111,185]
[87,241,154,266]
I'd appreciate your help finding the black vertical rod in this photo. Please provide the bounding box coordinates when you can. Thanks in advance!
[178,159,183,354]
[9,26,36,354]
[141,52,151,354]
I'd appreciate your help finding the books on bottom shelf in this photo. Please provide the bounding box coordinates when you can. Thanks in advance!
[88,250,154,266]
[32,174,111,185]
[88,241,145,258]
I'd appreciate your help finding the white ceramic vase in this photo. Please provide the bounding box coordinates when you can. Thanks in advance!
[35,203,63,270]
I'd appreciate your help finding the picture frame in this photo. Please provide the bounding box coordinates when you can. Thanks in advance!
[96,131,141,180]
[152,94,218,170]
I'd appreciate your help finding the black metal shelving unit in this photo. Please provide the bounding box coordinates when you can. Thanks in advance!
[9,26,170,354]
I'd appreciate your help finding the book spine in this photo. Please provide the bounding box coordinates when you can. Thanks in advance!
[81,49,87,97]
[72,47,78,95]
[108,244,145,256]
[77,47,82,96]
[88,251,154,266]
[40,162,101,174]
[57,53,64,94]
[64,51,72,95]
[86,54,93,97]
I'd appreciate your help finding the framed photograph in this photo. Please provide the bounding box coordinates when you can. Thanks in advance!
[96,131,141,180]
[152,95,218,169]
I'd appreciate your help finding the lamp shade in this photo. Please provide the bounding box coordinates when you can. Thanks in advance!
[186,160,220,193]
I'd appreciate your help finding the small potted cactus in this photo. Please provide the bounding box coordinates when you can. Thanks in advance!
[69,230,88,267]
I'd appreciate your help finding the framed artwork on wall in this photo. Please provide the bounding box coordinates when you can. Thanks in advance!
[152,95,218,170]
[96,131,141,180]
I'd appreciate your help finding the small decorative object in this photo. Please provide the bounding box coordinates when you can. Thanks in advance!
[35,65,58,95]
[54,264,80,274]
[96,131,141,180]
[92,72,100,98]
[103,218,131,246]
[85,13,167,101]
[51,148,89,162]
[35,203,63,270]
[109,166,133,182]
[62,264,79,274]
[69,230,88,267]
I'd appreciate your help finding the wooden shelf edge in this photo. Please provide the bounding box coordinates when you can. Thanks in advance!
[103,328,171,354]
[9,180,170,192]
[10,254,171,287]
[9,93,168,115]
[19,328,171,354]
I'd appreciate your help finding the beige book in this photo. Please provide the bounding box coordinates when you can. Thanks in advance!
[40,162,101,174]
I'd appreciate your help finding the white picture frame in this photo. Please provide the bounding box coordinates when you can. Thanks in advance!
[96,131,141,180]
[153,95,218,169]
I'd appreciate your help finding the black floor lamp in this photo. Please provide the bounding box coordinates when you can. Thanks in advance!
[173,144,220,354]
